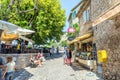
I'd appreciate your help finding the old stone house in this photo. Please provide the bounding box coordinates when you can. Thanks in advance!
[68,0,120,79]
[68,0,96,70]
[75,0,95,70]
[91,0,120,80]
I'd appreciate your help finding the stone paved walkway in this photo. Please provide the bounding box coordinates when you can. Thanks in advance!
[13,53,101,80]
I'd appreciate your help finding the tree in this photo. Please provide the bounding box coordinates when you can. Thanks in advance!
[61,40,67,47]
[0,0,66,44]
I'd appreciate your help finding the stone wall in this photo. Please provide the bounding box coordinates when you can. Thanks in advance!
[94,18,120,80]
[91,0,120,79]
[79,15,84,36]
[91,0,120,21]
[0,53,38,69]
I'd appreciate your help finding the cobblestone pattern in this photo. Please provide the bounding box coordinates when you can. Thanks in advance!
[91,0,120,21]
[13,54,100,80]
[94,19,120,80]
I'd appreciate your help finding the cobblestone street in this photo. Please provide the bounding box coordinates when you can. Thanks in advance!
[13,53,100,80]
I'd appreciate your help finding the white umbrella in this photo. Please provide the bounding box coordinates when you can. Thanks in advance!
[15,28,35,35]
[0,20,35,35]
[0,20,19,32]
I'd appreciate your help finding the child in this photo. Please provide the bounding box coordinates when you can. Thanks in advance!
[30,55,42,66]
[37,52,41,60]
[2,56,16,80]
[40,53,46,62]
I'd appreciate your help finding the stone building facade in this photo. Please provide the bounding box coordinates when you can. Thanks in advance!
[68,1,82,28]
[71,0,96,70]
[77,0,91,36]
[91,0,120,80]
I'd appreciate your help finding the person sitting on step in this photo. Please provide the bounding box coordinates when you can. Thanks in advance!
[30,55,42,67]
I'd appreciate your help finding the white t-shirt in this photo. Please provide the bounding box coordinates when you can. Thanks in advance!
[40,57,46,62]
[12,40,18,46]
[6,62,15,73]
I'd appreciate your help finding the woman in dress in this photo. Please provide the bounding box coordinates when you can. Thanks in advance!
[66,48,72,65]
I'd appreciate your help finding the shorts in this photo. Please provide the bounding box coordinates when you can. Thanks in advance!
[5,72,14,80]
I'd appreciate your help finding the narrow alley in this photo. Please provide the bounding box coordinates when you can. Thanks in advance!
[13,54,100,80]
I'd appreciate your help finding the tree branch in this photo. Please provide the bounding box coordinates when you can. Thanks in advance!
[4,0,15,20]
[7,0,15,12]
[18,9,35,13]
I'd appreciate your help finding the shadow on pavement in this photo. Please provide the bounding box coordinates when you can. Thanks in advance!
[13,68,33,80]
[70,62,89,71]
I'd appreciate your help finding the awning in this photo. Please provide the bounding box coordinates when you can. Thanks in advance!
[67,40,70,44]
[81,36,93,43]
[19,36,34,43]
[1,31,19,41]
[0,20,19,32]
[76,32,93,41]
[15,28,35,35]
[68,32,93,45]
[8,28,35,36]
[0,20,35,36]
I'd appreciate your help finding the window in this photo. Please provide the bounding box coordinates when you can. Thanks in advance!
[86,8,90,21]
[83,11,87,23]
[83,7,90,23]
[72,10,76,19]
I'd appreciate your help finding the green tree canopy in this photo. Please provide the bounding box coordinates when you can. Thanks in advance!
[0,0,66,44]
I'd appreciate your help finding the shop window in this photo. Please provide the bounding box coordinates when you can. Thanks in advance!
[79,42,94,60]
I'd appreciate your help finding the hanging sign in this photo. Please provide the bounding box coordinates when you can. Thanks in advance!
[68,36,75,41]
[67,27,76,33]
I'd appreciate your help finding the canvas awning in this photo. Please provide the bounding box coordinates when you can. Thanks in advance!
[1,31,19,41]
[0,20,35,42]
[76,32,93,41]
[68,32,93,45]
[8,27,35,36]
[0,20,35,36]
[15,28,35,35]
[0,20,19,32]
[81,36,93,43]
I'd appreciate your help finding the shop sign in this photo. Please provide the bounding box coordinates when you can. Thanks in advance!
[67,27,76,33]
[68,36,74,41]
